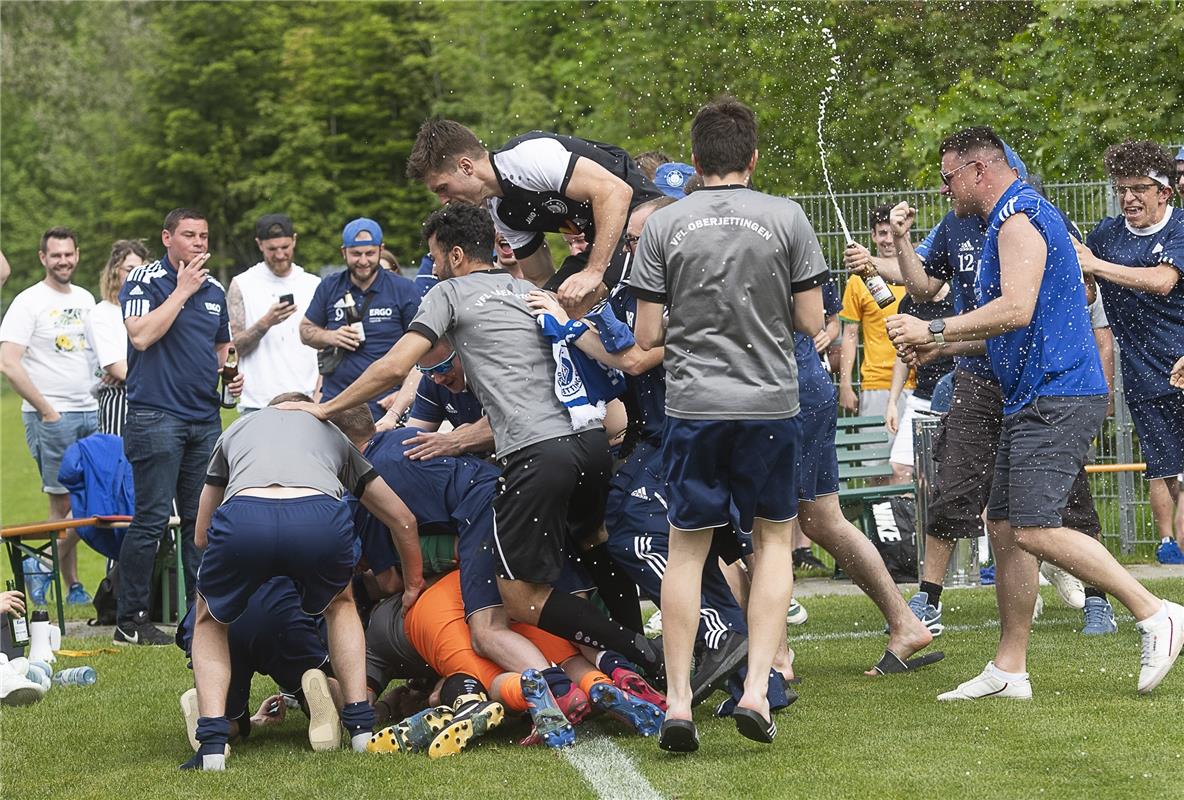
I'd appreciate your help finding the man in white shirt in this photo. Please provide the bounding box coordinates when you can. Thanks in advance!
[225,214,320,412]
[0,227,99,604]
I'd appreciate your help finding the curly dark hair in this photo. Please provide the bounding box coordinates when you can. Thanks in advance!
[1102,140,1175,184]
[406,119,486,182]
[421,202,495,265]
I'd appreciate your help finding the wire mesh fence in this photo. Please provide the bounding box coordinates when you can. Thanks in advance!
[793,181,1156,555]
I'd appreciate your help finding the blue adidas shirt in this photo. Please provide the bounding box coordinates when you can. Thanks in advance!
[305,269,421,417]
[409,374,485,428]
[119,255,230,423]
[976,181,1106,414]
[794,281,842,410]
[1086,207,1184,403]
[920,205,1084,382]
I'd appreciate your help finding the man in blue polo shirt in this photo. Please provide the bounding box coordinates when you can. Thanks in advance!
[115,208,242,646]
[1077,140,1184,565]
[401,340,493,460]
[889,126,1183,700]
[300,218,421,421]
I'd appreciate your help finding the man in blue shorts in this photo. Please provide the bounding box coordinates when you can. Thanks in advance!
[629,97,826,749]
[1076,140,1184,565]
[183,395,424,770]
[889,126,1183,700]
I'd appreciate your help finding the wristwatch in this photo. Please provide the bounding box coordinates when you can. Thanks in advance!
[928,318,946,345]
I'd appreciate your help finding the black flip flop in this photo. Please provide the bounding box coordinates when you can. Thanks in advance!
[658,718,699,753]
[732,706,776,744]
[870,649,945,675]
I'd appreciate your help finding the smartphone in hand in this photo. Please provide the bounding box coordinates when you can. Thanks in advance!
[279,293,295,306]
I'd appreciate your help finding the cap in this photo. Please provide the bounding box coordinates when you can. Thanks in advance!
[1000,141,1028,181]
[255,213,294,240]
[1176,145,1184,161]
[342,218,383,248]
[653,162,697,199]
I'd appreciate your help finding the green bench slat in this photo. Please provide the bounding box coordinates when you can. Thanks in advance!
[838,464,895,480]
[836,415,888,430]
[835,431,890,447]
[836,446,891,463]
[838,484,914,502]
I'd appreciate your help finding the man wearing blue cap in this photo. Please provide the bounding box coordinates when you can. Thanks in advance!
[300,218,421,421]
[653,163,697,200]
[847,136,1113,637]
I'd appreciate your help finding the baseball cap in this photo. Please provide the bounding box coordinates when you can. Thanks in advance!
[255,213,294,240]
[1175,145,1184,161]
[653,162,697,199]
[1000,141,1028,181]
[342,218,383,248]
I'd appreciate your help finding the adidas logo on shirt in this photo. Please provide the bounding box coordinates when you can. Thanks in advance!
[958,241,975,253]
[631,486,649,500]
[129,285,145,296]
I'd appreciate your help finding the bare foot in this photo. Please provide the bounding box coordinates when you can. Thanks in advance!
[865,620,934,677]
[773,646,796,683]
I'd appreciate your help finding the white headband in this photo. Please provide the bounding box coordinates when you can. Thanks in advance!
[1148,170,1171,187]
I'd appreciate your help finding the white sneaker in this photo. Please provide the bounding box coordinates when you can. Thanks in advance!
[1039,562,1086,609]
[181,688,200,752]
[302,668,342,751]
[644,609,663,638]
[0,661,47,707]
[1032,593,1044,622]
[1137,600,1184,694]
[787,598,808,626]
[937,662,1032,701]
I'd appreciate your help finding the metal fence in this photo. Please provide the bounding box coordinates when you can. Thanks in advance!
[793,181,1156,554]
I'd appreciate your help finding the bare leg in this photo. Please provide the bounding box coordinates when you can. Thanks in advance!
[1012,526,1161,620]
[921,535,956,585]
[1149,478,1178,542]
[988,520,1039,674]
[192,596,231,718]
[660,526,713,722]
[798,495,933,665]
[889,463,913,485]
[737,518,794,719]
[47,493,81,587]
[469,606,550,672]
[719,557,750,608]
[322,586,368,704]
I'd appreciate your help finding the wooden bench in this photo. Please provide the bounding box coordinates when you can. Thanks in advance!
[2,515,185,629]
[836,416,914,538]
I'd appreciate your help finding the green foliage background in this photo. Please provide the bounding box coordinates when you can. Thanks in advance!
[2,0,1180,301]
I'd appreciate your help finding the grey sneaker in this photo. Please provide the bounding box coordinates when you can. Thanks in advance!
[1081,596,1117,635]
[907,591,944,636]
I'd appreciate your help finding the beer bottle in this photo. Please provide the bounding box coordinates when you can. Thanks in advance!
[6,580,29,648]
[863,268,897,309]
[220,347,239,409]
[343,292,366,342]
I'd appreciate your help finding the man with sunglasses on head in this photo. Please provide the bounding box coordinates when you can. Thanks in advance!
[887,125,1183,701]
[846,140,1111,636]
[399,340,494,460]
[1075,140,1184,566]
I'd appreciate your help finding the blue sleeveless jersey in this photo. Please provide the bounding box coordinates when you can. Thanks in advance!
[976,181,1107,414]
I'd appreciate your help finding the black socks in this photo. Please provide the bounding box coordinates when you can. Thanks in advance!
[919,581,944,608]
[537,590,658,673]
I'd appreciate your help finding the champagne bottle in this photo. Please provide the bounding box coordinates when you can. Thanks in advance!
[863,268,896,309]
[220,347,239,409]
[343,292,366,342]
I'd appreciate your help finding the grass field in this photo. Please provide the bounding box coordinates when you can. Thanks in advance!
[2,580,1182,800]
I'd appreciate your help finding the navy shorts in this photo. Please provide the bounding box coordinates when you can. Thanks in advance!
[1128,392,1184,480]
[662,417,802,532]
[198,495,356,623]
[795,401,839,502]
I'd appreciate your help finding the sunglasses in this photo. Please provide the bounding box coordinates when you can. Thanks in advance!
[939,161,978,187]
[416,352,457,376]
[623,233,641,252]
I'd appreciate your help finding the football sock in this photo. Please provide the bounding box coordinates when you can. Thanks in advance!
[578,543,643,631]
[1084,587,1106,600]
[919,581,944,607]
[538,590,659,673]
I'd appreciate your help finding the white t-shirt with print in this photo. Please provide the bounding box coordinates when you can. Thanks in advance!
[0,281,99,412]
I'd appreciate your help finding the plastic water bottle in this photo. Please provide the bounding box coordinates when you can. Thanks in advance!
[53,666,97,686]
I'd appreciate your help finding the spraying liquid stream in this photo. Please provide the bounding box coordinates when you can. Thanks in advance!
[814,23,854,246]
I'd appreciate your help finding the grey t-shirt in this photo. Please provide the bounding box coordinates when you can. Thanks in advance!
[205,407,376,499]
[627,186,830,419]
[408,269,599,458]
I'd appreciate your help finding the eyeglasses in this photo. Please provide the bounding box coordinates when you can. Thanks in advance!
[416,352,457,376]
[623,233,640,253]
[939,161,978,187]
[1113,183,1160,198]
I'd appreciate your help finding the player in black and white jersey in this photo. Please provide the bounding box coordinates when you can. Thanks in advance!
[406,120,662,310]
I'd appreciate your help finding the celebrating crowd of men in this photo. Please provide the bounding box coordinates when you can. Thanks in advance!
[2,98,1182,764]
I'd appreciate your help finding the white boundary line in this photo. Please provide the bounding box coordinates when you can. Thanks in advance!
[562,736,663,800]
[788,612,1135,643]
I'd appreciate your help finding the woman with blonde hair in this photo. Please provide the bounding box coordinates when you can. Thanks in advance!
[85,239,151,435]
